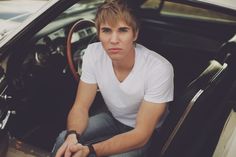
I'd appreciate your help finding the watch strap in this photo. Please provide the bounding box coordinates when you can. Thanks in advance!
[64,130,80,142]
[87,144,97,157]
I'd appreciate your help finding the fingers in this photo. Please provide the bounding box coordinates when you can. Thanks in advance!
[64,142,81,157]
[70,143,83,153]
[71,150,83,157]
[55,142,84,157]
[70,145,88,157]
[64,146,72,157]
[55,134,79,157]
[55,143,67,157]
[56,143,79,157]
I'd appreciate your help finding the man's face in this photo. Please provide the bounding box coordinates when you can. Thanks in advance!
[99,20,138,61]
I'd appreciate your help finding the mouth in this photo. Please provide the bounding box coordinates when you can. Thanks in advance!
[108,48,122,54]
[109,48,122,51]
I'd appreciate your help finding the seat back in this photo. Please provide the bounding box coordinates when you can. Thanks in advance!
[149,58,236,157]
[156,36,236,157]
[148,34,236,157]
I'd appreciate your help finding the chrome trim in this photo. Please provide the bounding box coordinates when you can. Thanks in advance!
[210,63,227,83]
[160,89,204,156]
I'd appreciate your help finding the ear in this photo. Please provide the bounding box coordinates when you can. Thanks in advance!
[133,29,139,41]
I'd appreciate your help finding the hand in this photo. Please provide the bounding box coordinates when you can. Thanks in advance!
[70,144,90,157]
[55,134,78,157]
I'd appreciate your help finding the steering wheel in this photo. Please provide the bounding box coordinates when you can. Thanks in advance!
[66,19,96,81]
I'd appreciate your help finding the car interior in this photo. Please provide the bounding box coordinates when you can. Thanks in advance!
[1,0,236,156]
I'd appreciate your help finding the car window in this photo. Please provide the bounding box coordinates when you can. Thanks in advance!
[58,0,104,17]
[46,0,105,18]
[142,0,236,23]
[0,0,49,41]
[38,0,104,37]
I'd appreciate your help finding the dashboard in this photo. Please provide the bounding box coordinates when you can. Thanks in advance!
[71,26,96,43]
[47,26,96,43]
[6,9,98,97]
[33,24,97,70]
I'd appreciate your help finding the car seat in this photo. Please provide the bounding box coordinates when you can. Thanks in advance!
[149,36,236,157]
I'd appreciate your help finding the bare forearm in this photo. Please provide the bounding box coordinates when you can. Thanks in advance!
[67,105,89,134]
[66,81,97,134]
[94,129,149,156]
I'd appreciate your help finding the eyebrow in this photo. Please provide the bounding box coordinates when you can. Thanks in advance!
[100,26,130,30]
[100,27,111,30]
[119,27,129,30]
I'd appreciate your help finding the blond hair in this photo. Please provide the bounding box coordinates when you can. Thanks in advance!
[95,0,139,35]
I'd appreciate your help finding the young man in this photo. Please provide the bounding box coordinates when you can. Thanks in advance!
[52,0,174,157]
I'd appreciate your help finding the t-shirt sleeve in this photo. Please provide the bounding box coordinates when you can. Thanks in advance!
[144,62,174,103]
[80,45,97,84]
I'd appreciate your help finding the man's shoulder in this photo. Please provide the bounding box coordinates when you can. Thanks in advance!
[136,44,172,69]
[85,42,104,58]
[87,42,103,51]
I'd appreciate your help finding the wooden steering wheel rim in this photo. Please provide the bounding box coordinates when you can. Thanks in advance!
[66,19,95,82]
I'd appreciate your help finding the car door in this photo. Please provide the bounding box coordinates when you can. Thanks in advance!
[138,0,236,97]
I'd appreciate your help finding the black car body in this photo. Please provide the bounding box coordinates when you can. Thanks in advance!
[0,0,236,156]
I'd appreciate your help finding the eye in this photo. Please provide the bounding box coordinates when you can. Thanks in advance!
[101,28,111,33]
[119,27,129,32]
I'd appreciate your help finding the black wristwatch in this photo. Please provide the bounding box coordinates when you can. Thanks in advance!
[87,144,97,157]
[64,130,80,142]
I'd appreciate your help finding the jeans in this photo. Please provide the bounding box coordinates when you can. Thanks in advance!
[51,112,152,157]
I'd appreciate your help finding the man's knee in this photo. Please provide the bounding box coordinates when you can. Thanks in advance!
[51,130,67,156]
[56,130,67,145]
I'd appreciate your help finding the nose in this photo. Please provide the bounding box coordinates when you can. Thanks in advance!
[110,32,119,44]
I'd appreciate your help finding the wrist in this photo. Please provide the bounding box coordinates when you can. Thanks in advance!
[87,144,97,157]
[65,130,80,142]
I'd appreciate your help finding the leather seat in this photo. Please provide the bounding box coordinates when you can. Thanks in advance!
[149,37,236,157]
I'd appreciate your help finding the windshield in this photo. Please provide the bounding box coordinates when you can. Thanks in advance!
[0,0,48,41]
[0,0,105,43]
[197,0,236,10]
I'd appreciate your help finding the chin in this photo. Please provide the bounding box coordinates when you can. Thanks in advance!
[109,55,124,61]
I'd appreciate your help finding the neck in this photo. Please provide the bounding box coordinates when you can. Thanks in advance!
[112,48,135,71]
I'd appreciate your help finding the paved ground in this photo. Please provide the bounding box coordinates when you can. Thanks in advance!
[6,138,50,157]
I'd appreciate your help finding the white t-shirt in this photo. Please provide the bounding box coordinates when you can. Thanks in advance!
[81,42,174,128]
